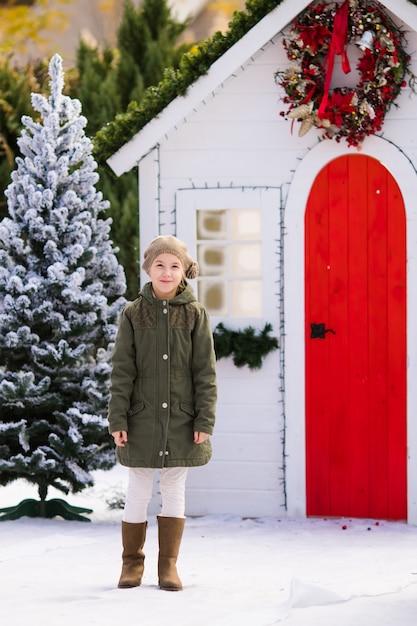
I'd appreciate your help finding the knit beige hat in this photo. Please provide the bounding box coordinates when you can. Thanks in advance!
[142,235,199,279]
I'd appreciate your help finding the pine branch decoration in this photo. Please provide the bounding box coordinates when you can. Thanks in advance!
[213,322,278,370]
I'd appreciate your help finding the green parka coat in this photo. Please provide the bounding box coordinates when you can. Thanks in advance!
[107,282,217,468]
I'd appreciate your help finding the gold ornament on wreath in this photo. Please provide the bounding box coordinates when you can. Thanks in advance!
[275,0,415,146]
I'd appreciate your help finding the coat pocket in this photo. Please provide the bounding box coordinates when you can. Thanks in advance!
[180,402,195,418]
[128,401,145,417]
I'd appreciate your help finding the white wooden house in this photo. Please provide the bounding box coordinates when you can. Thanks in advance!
[105,0,417,522]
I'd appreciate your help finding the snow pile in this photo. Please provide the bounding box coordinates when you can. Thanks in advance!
[1,467,417,626]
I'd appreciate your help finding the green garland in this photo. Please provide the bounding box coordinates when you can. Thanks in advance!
[94,0,417,164]
[213,322,278,370]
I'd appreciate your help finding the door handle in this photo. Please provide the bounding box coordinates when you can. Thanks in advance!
[310,323,336,339]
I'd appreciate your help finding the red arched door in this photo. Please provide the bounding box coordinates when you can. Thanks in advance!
[305,154,407,520]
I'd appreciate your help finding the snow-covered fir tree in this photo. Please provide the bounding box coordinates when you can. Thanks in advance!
[0,54,127,503]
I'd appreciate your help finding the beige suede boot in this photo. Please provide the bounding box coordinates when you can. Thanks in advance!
[157,516,185,591]
[117,521,147,588]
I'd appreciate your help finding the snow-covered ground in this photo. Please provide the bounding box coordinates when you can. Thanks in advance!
[1,466,417,626]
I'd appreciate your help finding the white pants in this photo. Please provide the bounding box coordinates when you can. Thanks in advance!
[122,467,188,523]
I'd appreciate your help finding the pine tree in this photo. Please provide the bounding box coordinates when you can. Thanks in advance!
[0,54,126,520]
[71,41,119,138]
[115,0,190,110]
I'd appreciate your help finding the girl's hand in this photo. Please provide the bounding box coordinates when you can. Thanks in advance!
[112,430,128,447]
[194,432,210,444]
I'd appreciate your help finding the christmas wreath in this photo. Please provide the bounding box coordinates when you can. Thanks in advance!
[275,0,414,146]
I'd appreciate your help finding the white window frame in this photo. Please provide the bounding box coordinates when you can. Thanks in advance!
[176,187,280,331]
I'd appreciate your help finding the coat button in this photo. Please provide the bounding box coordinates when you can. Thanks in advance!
[163,308,168,314]
[162,353,168,360]
[162,402,168,408]
[165,451,169,456]
[159,451,163,456]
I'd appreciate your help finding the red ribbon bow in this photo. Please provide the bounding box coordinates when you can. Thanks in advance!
[318,0,351,119]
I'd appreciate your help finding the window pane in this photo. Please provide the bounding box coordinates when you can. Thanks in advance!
[230,210,261,240]
[198,281,227,315]
[197,244,227,276]
[231,281,262,317]
[197,210,227,239]
[231,243,261,277]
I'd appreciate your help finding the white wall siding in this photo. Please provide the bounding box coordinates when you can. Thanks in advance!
[186,354,284,517]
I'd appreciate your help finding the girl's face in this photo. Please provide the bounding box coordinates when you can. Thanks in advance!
[149,253,184,299]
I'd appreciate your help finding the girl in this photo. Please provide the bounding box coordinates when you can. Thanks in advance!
[108,235,217,591]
